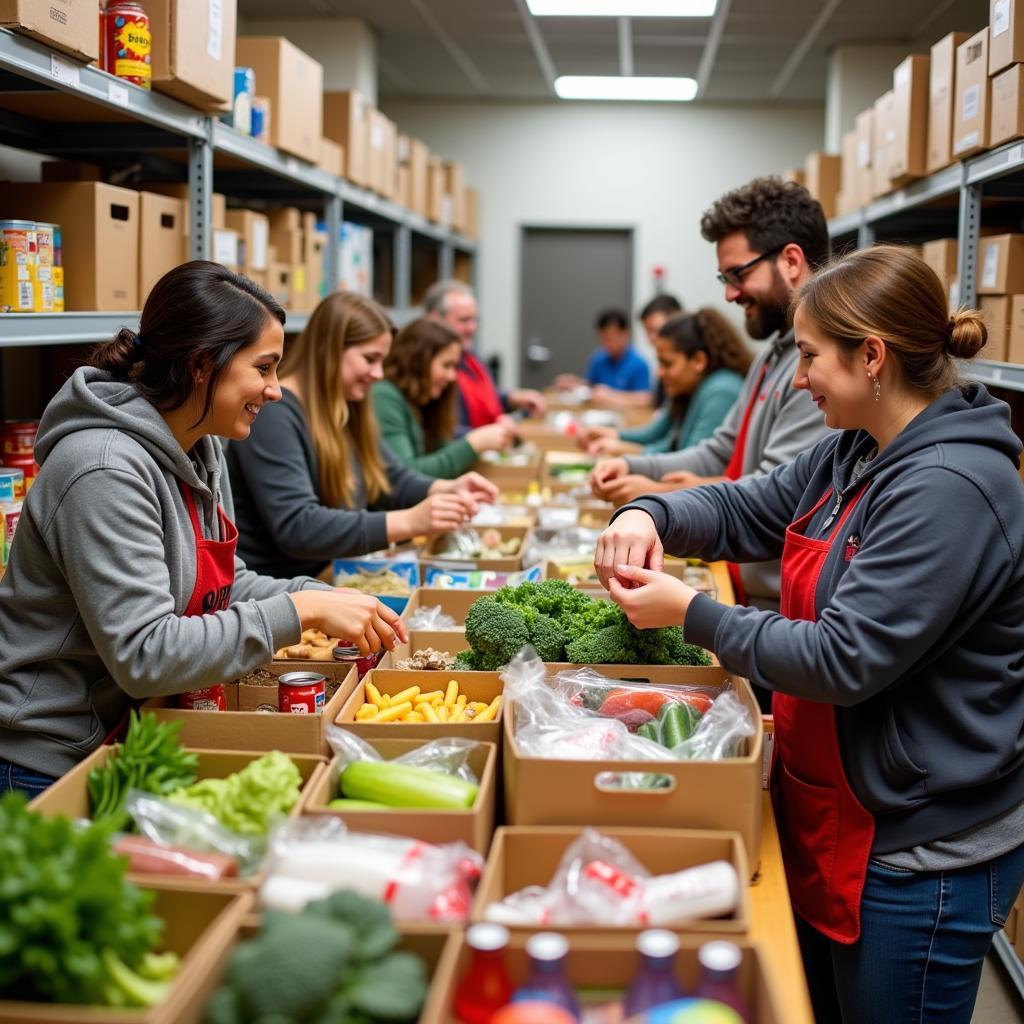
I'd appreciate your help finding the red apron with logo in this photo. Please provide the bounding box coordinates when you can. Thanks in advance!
[771,483,874,943]
[722,362,768,605]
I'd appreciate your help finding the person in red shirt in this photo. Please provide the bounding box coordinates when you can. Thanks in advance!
[424,280,545,430]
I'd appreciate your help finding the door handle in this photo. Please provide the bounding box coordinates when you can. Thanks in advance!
[527,344,552,363]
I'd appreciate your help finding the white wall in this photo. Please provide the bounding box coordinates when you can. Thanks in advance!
[382,99,824,387]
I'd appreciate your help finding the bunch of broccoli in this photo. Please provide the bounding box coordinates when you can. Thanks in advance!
[453,578,711,670]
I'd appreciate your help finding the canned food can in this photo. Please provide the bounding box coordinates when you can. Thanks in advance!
[1,420,37,456]
[3,501,21,557]
[278,671,326,714]
[1,453,38,491]
[0,220,37,313]
[103,0,152,89]
[333,643,386,680]
[178,684,227,711]
[0,468,23,503]
[33,223,56,312]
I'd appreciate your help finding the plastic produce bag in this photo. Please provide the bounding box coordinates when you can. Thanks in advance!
[473,503,532,527]
[407,604,460,630]
[483,827,739,928]
[325,727,481,785]
[522,527,603,568]
[259,816,483,922]
[673,691,754,760]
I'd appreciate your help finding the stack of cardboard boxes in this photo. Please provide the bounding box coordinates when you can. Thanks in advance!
[977,233,1024,362]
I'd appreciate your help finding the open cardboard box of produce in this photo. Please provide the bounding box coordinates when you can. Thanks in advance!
[144,662,357,756]
[335,669,504,745]
[475,450,542,487]
[423,524,530,572]
[503,668,763,871]
[30,747,328,894]
[301,736,498,853]
[420,930,787,1024]
[401,586,483,627]
[541,449,596,488]
[0,889,251,1024]
[510,421,578,452]
[382,630,469,670]
[472,825,750,935]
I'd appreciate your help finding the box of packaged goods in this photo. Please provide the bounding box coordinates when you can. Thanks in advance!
[318,137,344,177]
[224,209,269,275]
[991,0,1024,75]
[921,238,959,296]
[221,65,254,134]
[428,154,447,225]
[953,29,991,159]
[979,295,1014,361]
[803,152,840,219]
[0,0,99,63]
[853,106,874,207]
[250,94,270,144]
[872,91,897,198]
[338,221,373,295]
[146,0,236,108]
[234,37,322,164]
[979,233,1024,293]
[991,64,1024,145]
[303,222,327,309]
[424,525,530,573]
[889,54,930,185]
[928,31,972,173]
[423,931,787,1024]
[301,735,498,854]
[323,89,369,187]
[138,192,187,305]
[2,182,138,311]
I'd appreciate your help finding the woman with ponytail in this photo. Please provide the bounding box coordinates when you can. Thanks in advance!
[597,245,1024,1023]
[0,262,406,796]
[582,308,750,458]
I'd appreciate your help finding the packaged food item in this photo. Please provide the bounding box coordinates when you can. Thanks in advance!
[2,501,21,563]
[277,670,326,714]
[232,67,255,135]
[0,221,37,313]
[1,420,38,457]
[0,468,24,503]
[102,0,152,89]
[33,222,56,312]
[52,226,64,312]
[177,685,227,711]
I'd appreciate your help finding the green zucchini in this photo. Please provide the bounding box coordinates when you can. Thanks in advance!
[327,798,396,812]
[637,721,663,747]
[659,701,703,748]
[339,760,478,809]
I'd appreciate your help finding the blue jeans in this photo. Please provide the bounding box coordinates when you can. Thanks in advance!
[0,757,56,799]
[796,842,1024,1023]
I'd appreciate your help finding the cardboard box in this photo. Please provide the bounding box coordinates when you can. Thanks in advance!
[400,587,484,628]
[980,295,1014,361]
[420,931,787,1024]
[145,662,358,755]
[383,629,470,670]
[319,136,344,177]
[929,32,972,173]
[991,0,1024,75]
[368,111,398,199]
[0,0,98,63]
[503,668,764,869]
[954,29,992,158]
[225,209,269,272]
[444,161,467,231]
[921,238,959,293]
[407,137,430,218]
[872,90,897,198]
[305,228,327,309]
[427,154,446,224]
[396,165,412,209]
[465,186,479,239]
[323,89,369,187]
[979,233,1024,293]
[269,223,302,268]
[991,64,1024,145]
[1,181,139,310]
[302,737,498,853]
[139,191,187,304]
[212,227,239,270]
[0,889,248,1024]
[889,54,930,184]
[476,451,542,487]
[149,0,236,109]
[473,826,750,935]
[854,106,875,207]
[235,37,323,164]
[781,166,806,186]
[336,669,504,745]
[41,159,102,181]
[424,524,530,573]
[1008,294,1024,362]
[267,258,291,308]
[803,151,840,219]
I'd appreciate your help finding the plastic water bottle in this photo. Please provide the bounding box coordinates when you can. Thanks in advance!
[511,932,580,1020]
[454,923,515,1024]
[624,930,685,1016]
[694,942,751,1022]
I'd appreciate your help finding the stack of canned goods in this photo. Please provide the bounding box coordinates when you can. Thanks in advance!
[0,221,63,313]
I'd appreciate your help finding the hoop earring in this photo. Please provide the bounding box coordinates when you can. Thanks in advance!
[869,372,881,402]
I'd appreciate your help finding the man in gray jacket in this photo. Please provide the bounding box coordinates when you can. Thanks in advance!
[591,176,833,611]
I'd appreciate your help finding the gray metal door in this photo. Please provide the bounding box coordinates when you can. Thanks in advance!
[519,227,634,392]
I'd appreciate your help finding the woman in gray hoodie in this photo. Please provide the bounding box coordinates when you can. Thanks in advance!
[597,246,1024,1023]
[0,262,405,796]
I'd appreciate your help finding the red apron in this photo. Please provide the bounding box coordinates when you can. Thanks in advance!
[458,352,505,428]
[722,362,769,605]
[771,483,874,943]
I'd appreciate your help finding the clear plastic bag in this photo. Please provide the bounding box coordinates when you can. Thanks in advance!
[259,816,483,922]
[472,504,532,527]
[522,527,603,567]
[325,727,481,785]
[407,604,459,630]
[482,826,740,928]
[422,563,543,589]
[673,691,754,760]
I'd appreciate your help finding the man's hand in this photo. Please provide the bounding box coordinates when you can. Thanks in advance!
[609,564,698,628]
[593,509,664,590]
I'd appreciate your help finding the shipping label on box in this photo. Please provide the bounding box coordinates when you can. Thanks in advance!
[213,227,239,269]
[872,91,896,198]
[953,30,991,158]
[225,209,270,272]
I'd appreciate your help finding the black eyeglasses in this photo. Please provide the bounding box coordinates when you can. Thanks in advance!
[716,245,785,288]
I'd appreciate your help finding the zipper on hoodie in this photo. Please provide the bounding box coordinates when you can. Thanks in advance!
[821,492,843,532]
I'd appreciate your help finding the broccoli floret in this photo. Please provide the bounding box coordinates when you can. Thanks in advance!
[633,625,713,667]
[454,648,505,671]
[527,612,567,662]
[464,596,531,667]
[565,620,639,665]
[562,598,625,646]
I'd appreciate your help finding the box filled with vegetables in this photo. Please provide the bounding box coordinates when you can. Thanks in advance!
[472,825,750,935]
[331,558,419,614]
[29,713,328,893]
[301,734,498,853]
[382,633,470,672]
[0,793,249,1024]
[423,525,531,573]
[145,662,358,756]
[541,450,597,488]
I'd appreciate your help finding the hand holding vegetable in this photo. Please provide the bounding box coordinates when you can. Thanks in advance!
[609,564,699,629]
[594,509,664,590]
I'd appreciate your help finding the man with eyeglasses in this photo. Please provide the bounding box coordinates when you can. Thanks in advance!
[591,176,833,614]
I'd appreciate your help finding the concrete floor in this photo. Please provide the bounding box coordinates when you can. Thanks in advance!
[973,955,1024,1024]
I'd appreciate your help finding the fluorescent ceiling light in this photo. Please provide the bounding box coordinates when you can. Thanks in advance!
[528,0,717,16]
[555,75,698,101]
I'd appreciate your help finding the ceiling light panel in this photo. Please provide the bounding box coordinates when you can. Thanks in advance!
[554,75,698,100]
[528,0,717,16]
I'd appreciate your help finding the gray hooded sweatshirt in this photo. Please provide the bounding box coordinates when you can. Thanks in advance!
[0,368,327,777]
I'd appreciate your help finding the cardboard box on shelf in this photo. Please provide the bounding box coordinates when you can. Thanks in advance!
[836,130,859,216]
[145,662,357,755]
[804,151,840,219]
[211,227,239,270]
[473,826,750,935]
[365,107,388,195]
[382,115,399,200]
[266,257,291,309]
[0,0,99,63]
[953,29,992,159]
[979,233,1024,293]
[41,159,102,181]
[139,191,187,304]
[922,238,959,290]
[444,161,468,231]
[1009,294,1024,362]
[990,0,1024,75]
[979,295,1014,361]
[428,154,447,224]
[465,186,479,238]
[854,106,875,207]
[929,32,972,173]
[991,64,1024,145]
[2,181,139,310]
[305,228,327,309]
[407,137,430,217]
[318,136,344,177]
[889,54,930,184]
[268,222,302,268]
[302,737,498,853]
[323,89,369,187]
[225,209,269,272]
[148,0,236,109]
[235,36,322,164]
[781,166,806,186]
[872,90,897,198]
[396,165,412,209]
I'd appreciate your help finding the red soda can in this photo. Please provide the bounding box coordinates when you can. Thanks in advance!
[278,671,326,714]
[178,685,227,711]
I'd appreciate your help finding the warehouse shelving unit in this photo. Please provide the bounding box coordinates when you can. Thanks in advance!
[0,26,476,370]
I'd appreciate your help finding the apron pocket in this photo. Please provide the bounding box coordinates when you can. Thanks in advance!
[778,764,840,915]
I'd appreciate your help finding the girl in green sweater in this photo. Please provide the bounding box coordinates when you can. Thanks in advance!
[583,308,751,458]
[373,318,517,478]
